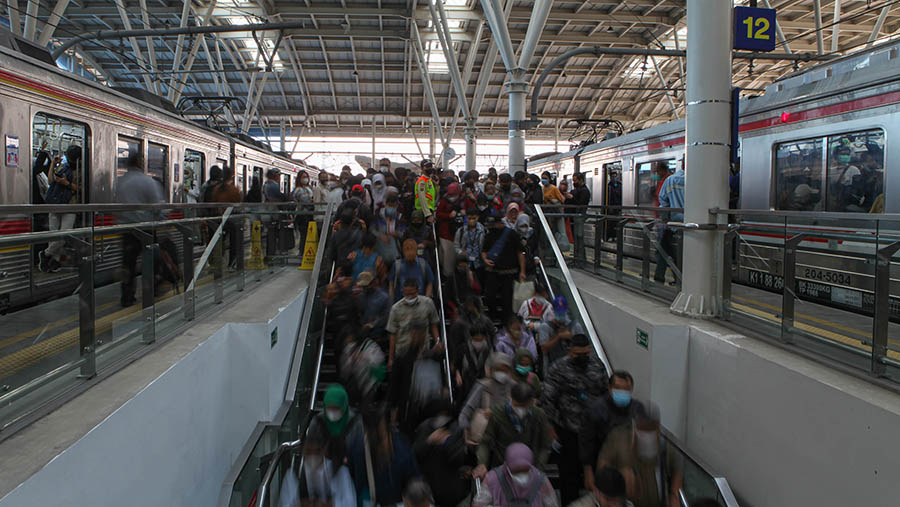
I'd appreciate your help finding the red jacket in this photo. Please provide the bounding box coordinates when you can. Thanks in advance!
[435,197,460,240]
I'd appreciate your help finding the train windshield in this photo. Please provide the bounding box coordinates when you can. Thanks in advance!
[774,129,884,213]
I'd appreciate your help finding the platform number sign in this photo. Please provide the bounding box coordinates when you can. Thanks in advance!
[733,6,776,52]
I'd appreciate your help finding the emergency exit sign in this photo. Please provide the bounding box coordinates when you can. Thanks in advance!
[733,6,776,52]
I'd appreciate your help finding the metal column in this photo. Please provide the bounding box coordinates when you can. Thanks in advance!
[507,78,527,173]
[77,228,96,378]
[872,240,900,376]
[670,0,733,319]
[465,122,477,174]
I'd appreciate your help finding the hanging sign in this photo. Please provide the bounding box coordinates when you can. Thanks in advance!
[733,6,776,52]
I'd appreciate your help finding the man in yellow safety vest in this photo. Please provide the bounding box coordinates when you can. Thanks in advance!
[415,159,437,220]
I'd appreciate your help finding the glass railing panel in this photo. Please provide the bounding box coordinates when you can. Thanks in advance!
[0,210,94,432]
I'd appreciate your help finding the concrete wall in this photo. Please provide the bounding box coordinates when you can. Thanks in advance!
[0,288,307,507]
[574,272,900,507]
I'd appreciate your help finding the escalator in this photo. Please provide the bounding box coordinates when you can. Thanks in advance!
[225,201,739,507]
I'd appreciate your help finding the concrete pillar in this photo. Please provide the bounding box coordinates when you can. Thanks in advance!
[429,123,436,162]
[465,123,477,174]
[507,75,527,174]
[670,0,732,318]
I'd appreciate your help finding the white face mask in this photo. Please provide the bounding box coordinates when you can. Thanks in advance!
[403,295,419,305]
[380,166,389,172]
[326,409,343,422]
[492,371,509,384]
[471,340,487,351]
[511,406,528,419]
[511,472,530,486]
[635,429,659,461]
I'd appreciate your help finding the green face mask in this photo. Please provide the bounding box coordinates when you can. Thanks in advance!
[516,365,533,376]
[837,154,851,164]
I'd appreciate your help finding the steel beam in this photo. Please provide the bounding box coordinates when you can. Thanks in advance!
[37,0,71,47]
[479,0,517,74]
[830,0,841,53]
[410,22,447,150]
[867,6,890,48]
[168,0,192,98]
[813,0,825,55]
[517,0,552,70]
[114,0,154,91]
[428,0,470,120]
[760,0,791,54]
[139,0,161,94]
[23,0,37,40]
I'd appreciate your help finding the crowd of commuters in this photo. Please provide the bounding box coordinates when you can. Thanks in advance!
[283,159,707,507]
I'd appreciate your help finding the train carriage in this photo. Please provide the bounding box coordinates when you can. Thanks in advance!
[0,39,315,312]
[527,39,900,322]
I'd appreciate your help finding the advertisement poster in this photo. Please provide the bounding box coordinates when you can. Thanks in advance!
[5,135,18,167]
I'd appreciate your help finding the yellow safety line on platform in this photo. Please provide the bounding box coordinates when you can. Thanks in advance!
[0,275,214,379]
[731,295,874,340]
[731,302,900,361]
[0,301,118,350]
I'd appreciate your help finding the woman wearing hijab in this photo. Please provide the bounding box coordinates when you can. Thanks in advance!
[361,178,374,210]
[371,173,388,215]
[473,443,558,507]
[511,347,542,399]
[306,384,360,470]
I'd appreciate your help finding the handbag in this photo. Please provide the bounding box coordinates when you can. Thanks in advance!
[512,281,535,315]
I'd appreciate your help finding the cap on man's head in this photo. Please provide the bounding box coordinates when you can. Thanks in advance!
[351,184,364,195]
[507,202,520,213]
[356,271,374,287]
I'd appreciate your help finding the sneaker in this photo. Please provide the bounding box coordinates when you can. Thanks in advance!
[38,252,49,273]
[48,258,61,273]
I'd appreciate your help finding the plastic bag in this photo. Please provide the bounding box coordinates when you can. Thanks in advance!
[512,280,535,315]
[410,359,442,407]
[277,467,300,507]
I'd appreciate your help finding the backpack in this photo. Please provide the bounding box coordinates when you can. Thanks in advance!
[495,468,544,507]
[392,257,427,295]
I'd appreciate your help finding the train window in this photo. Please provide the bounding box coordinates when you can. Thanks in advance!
[283,174,291,194]
[183,149,204,202]
[635,160,672,205]
[147,142,169,192]
[825,130,884,213]
[33,112,90,203]
[774,138,825,211]
[117,135,141,179]
[253,166,263,188]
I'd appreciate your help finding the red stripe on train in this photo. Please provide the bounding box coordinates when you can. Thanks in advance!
[740,89,900,133]
[0,219,31,235]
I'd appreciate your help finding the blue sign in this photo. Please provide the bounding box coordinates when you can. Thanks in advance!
[734,6,776,52]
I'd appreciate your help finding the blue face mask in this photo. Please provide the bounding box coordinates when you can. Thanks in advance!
[610,389,631,408]
[541,179,549,185]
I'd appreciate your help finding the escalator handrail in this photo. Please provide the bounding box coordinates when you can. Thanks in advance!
[308,262,337,412]
[431,225,455,404]
[256,438,303,507]
[535,258,556,300]
[284,200,337,405]
[533,204,613,374]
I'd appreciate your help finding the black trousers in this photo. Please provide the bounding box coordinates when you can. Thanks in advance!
[484,270,514,320]
[121,233,143,305]
[556,426,584,505]
[654,228,679,283]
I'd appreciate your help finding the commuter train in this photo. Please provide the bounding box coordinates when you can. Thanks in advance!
[0,33,316,312]
[529,40,900,321]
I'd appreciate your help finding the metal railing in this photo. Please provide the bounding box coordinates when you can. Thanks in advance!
[543,203,900,385]
[0,201,323,438]
[431,226,455,404]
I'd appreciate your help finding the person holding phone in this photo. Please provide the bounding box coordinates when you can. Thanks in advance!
[40,144,81,273]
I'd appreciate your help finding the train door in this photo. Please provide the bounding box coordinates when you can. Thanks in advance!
[147,142,170,202]
[237,164,247,196]
[33,112,91,204]
[283,173,291,195]
[183,148,205,203]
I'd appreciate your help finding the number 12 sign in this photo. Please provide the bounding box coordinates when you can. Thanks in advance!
[733,6,776,52]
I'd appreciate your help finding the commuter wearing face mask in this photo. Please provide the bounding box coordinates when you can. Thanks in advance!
[473,443,558,507]
[436,182,463,277]
[597,404,682,507]
[452,323,492,400]
[497,173,516,210]
[570,467,633,507]
[458,353,513,437]
[462,170,482,210]
[516,213,540,278]
[571,172,592,263]
[580,371,644,499]
[511,347,542,399]
[415,159,438,220]
[541,333,609,505]
[495,313,538,363]
[474,382,552,480]
[306,384,360,469]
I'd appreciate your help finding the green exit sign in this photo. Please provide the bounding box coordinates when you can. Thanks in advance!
[636,328,649,349]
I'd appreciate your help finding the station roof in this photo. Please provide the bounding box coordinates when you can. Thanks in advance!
[19,0,900,140]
